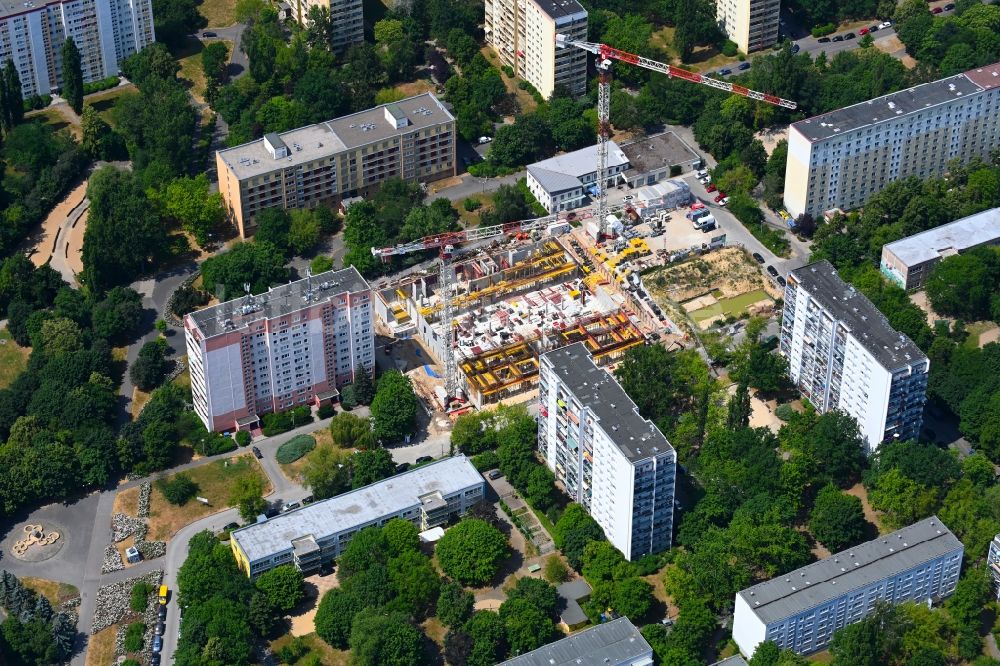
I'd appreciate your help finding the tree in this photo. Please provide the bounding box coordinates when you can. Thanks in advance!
[201,41,229,99]
[351,447,395,488]
[465,611,508,666]
[151,0,208,46]
[809,484,868,551]
[199,241,288,298]
[505,577,559,619]
[157,175,224,247]
[329,412,373,448]
[437,581,475,627]
[728,381,752,430]
[436,519,509,586]
[444,628,474,666]
[229,473,267,522]
[61,38,83,115]
[81,105,122,160]
[926,248,1000,322]
[337,526,389,578]
[0,59,24,134]
[156,473,198,505]
[348,608,423,666]
[500,598,554,655]
[371,370,418,443]
[255,565,305,613]
[315,588,361,648]
[383,518,420,556]
[350,369,375,405]
[130,339,170,391]
[38,317,83,356]
[543,555,570,584]
[301,445,351,500]
[554,503,605,569]
[91,286,144,343]
[388,549,441,617]
[288,209,322,256]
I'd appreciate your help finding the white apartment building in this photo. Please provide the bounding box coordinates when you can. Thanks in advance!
[989,534,1000,601]
[0,0,154,99]
[230,456,485,578]
[287,0,363,51]
[485,0,587,98]
[497,617,653,666]
[780,261,928,450]
[184,267,374,433]
[216,93,456,237]
[733,517,964,657]
[784,62,1000,219]
[538,343,676,561]
[716,0,780,54]
[526,142,630,213]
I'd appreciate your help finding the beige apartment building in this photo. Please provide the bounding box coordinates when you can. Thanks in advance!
[286,0,363,51]
[716,0,780,54]
[485,0,588,98]
[784,62,1000,219]
[216,93,456,238]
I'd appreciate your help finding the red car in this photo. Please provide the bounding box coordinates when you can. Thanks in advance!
[714,192,727,203]
[931,6,942,12]
[690,202,706,211]
[706,183,718,192]
[859,27,869,35]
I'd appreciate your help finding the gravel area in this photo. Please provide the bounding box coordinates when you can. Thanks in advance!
[91,570,163,634]
[112,513,146,543]
[138,482,151,518]
[101,543,124,574]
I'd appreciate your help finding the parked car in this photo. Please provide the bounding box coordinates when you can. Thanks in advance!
[752,252,765,264]
[791,43,801,53]
[878,20,892,28]
[706,183,717,192]
[859,27,869,35]
[281,502,301,513]
[844,32,856,39]
[944,3,954,8]
[718,68,732,75]
[158,606,167,621]
[832,34,844,41]
[777,209,791,221]
[767,265,780,277]
[777,275,787,287]
[931,5,942,11]
[718,196,730,206]
[202,31,217,37]
[690,202,706,211]
[264,507,280,518]
[395,462,410,473]
[478,136,492,144]
[155,622,164,636]
[869,24,879,31]
[714,192,727,203]
[153,636,162,653]
[738,61,751,71]
[488,469,503,480]
[416,455,433,464]
[818,36,831,42]
[223,522,239,531]
[302,495,314,504]
[252,446,262,459]
[151,654,161,666]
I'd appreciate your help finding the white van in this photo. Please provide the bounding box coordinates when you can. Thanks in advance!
[693,214,716,229]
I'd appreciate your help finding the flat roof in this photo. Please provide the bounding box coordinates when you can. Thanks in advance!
[882,207,1000,267]
[527,166,586,194]
[529,141,628,181]
[790,64,994,143]
[541,343,675,463]
[710,657,749,666]
[231,456,484,564]
[532,0,587,20]
[557,579,593,626]
[497,617,652,666]
[788,261,926,370]
[187,267,370,338]
[0,0,58,20]
[218,93,454,179]
[621,132,701,176]
[738,516,963,625]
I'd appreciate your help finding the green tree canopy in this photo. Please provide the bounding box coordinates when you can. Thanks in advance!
[809,484,869,551]
[371,370,418,443]
[436,519,509,586]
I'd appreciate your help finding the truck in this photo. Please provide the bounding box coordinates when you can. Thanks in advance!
[686,208,710,221]
[693,214,716,230]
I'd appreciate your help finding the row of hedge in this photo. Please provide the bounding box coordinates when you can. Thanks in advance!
[83,76,120,95]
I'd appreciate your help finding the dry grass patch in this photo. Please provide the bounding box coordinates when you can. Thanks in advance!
[454,193,494,228]
[845,482,884,534]
[25,108,75,135]
[85,625,117,666]
[86,84,137,126]
[422,617,447,646]
[131,386,152,419]
[0,328,29,389]
[172,367,191,392]
[148,454,270,542]
[199,0,238,27]
[176,38,232,104]
[114,486,140,517]
[21,577,79,606]
[394,80,437,97]
[270,633,350,666]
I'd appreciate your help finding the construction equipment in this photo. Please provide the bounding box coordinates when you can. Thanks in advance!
[555,35,797,237]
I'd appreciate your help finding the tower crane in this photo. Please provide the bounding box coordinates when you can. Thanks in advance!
[555,35,797,237]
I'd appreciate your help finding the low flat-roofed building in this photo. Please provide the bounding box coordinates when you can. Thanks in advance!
[733,516,964,657]
[880,207,1000,290]
[230,455,485,577]
[710,657,749,666]
[526,142,630,213]
[497,617,653,666]
[620,132,702,188]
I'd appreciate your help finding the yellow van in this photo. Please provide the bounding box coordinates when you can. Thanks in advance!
[158,585,168,605]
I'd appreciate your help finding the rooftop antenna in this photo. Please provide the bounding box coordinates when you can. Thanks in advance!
[304,267,314,302]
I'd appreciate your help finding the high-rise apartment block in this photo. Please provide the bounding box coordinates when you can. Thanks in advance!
[716,0,779,54]
[485,0,588,98]
[216,93,456,237]
[988,534,1000,601]
[880,207,1000,291]
[781,261,928,450]
[184,267,374,433]
[784,62,1000,219]
[0,0,154,99]
[538,343,676,561]
[733,517,963,657]
[286,0,363,51]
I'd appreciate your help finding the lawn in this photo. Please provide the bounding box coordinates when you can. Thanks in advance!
[131,386,153,419]
[21,577,79,606]
[199,0,238,27]
[114,486,140,517]
[84,626,116,666]
[148,454,270,542]
[689,289,771,323]
[481,46,539,114]
[175,37,232,104]
[25,108,74,135]
[270,633,349,666]
[86,84,137,127]
[453,193,495,228]
[963,321,998,349]
[0,328,29,389]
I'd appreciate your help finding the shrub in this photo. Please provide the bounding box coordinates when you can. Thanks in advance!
[171,284,209,317]
[122,660,142,666]
[235,430,251,447]
[317,403,336,419]
[276,636,310,663]
[811,23,836,37]
[472,451,501,472]
[669,165,682,177]
[157,473,199,506]
[775,403,796,422]
[721,39,739,56]
[82,75,119,94]
[543,555,569,584]
[502,65,515,77]
[130,581,153,613]
[463,198,482,212]
[262,411,293,436]
[290,405,313,427]
[276,435,317,464]
[124,622,145,652]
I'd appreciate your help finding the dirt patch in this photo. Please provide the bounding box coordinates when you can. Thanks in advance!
[845,482,884,534]
[474,597,503,611]
[646,247,780,303]
[978,326,1000,347]
[422,617,447,646]
[21,577,79,605]
[85,625,117,666]
[114,487,140,518]
[755,126,788,157]
[395,80,437,98]
[288,572,341,637]
[130,386,153,419]
[428,175,464,194]
[28,181,86,268]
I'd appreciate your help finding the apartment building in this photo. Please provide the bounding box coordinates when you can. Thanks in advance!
[538,343,676,561]
[716,0,780,54]
[733,517,963,657]
[989,534,1000,601]
[497,617,653,666]
[184,267,374,433]
[784,62,1000,219]
[0,0,154,99]
[216,93,456,237]
[286,0,363,51]
[880,207,1000,291]
[485,0,588,98]
[526,141,630,212]
[780,261,928,450]
[230,456,485,578]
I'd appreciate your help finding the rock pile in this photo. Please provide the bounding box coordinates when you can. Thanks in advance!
[137,483,151,518]
[91,570,163,634]
[112,513,145,543]
[101,544,123,574]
